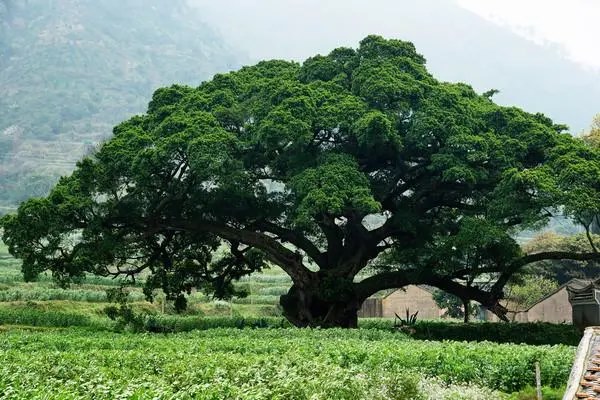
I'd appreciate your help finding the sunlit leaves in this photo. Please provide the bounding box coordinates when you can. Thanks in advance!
[352,110,401,152]
[290,154,380,227]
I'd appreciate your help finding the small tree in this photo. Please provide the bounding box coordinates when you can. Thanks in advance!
[2,36,600,328]
[583,114,600,148]
[504,275,559,311]
[432,290,478,322]
[583,114,600,234]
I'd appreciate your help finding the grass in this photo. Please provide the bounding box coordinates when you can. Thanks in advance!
[0,241,285,319]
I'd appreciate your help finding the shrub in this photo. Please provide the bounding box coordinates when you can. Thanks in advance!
[0,308,94,328]
[0,286,146,303]
[230,295,280,304]
[140,315,292,332]
[359,320,581,346]
[409,321,581,346]
[256,286,290,296]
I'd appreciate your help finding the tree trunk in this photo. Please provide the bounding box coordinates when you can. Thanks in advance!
[462,298,470,323]
[279,278,360,328]
[592,215,600,235]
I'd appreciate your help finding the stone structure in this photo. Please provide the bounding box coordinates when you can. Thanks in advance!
[567,279,600,331]
[358,285,444,319]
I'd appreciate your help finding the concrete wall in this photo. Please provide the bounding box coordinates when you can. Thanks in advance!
[381,285,443,319]
[485,287,572,323]
[521,287,571,323]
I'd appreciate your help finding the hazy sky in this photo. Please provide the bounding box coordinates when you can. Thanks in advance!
[458,0,600,70]
[192,0,599,70]
[192,0,422,61]
[190,0,600,132]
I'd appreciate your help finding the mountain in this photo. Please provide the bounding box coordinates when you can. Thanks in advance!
[400,0,600,136]
[192,0,600,134]
[2,0,598,229]
[0,0,243,212]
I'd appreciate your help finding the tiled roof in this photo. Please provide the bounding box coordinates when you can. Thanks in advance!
[568,279,600,294]
[576,343,600,399]
[565,328,600,400]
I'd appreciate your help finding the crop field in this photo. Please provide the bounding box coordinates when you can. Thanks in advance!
[0,241,576,399]
[0,327,573,400]
[0,242,380,322]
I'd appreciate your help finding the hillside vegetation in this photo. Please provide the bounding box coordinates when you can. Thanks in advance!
[0,0,241,211]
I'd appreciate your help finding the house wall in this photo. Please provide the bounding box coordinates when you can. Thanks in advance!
[381,285,443,319]
[485,287,572,323]
[520,287,572,323]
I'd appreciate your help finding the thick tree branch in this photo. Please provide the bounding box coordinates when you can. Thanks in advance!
[253,220,326,267]
[317,215,345,267]
[449,265,502,279]
[578,217,599,253]
[355,269,421,300]
[174,221,315,284]
[426,275,507,321]
[357,251,600,322]
[369,214,417,244]
[355,269,508,320]
[492,251,600,294]
[379,164,429,209]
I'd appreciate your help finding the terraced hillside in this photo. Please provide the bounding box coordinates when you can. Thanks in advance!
[0,0,242,211]
[0,240,290,322]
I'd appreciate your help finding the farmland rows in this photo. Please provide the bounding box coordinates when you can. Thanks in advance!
[0,327,573,399]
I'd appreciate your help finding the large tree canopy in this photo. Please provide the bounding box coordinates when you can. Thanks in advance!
[2,36,600,327]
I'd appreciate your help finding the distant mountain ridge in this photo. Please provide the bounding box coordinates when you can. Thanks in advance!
[192,0,600,134]
[0,0,243,211]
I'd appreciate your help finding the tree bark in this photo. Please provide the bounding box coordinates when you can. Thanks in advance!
[280,277,360,328]
[463,298,470,323]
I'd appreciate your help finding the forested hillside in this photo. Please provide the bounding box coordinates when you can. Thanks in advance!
[0,0,242,211]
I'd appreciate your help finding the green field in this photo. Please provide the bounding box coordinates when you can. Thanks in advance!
[0,243,575,399]
[0,327,573,399]
[0,240,288,319]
